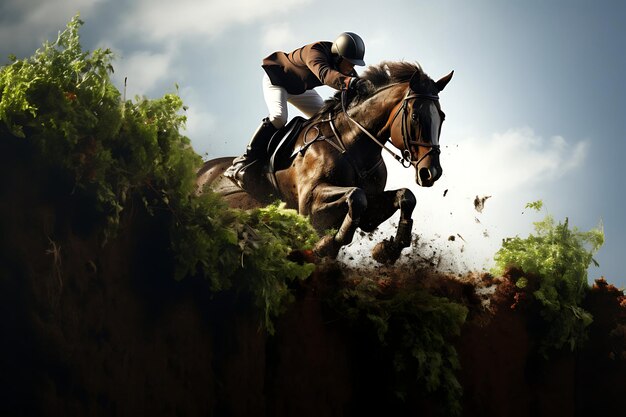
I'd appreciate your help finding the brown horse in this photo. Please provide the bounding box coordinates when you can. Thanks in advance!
[197,61,453,263]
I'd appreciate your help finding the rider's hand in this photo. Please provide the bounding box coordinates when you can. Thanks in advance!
[344,77,358,91]
[344,77,372,96]
[355,78,373,95]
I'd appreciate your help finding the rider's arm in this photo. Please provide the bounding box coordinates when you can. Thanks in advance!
[304,42,351,91]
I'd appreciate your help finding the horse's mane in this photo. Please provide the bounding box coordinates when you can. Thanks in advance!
[362,61,425,87]
[316,61,430,117]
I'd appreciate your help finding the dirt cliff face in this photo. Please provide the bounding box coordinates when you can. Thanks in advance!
[1,136,626,417]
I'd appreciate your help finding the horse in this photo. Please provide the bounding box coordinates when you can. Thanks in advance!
[197,61,453,263]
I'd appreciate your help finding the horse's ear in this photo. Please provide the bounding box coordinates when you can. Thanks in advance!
[436,70,454,92]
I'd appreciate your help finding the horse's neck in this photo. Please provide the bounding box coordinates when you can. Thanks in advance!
[341,85,406,147]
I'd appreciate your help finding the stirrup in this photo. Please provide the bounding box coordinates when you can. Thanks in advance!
[223,162,240,179]
[223,162,245,188]
[224,160,258,191]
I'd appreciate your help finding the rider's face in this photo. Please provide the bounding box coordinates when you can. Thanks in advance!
[338,58,355,75]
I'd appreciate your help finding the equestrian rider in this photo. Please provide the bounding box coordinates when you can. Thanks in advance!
[224,32,366,189]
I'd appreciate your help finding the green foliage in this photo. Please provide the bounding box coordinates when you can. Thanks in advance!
[493,204,604,354]
[338,278,468,416]
[238,203,317,333]
[525,200,544,212]
[171,199,317,333]
[0,15,317,332]
[0,16,117,140]
[1,15,138,234]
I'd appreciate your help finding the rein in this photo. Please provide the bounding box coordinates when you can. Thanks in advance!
[340,83,440,168]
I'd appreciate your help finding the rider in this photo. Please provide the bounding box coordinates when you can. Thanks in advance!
[224,32,367,189]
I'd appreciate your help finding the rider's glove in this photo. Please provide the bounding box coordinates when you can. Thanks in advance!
[344,77,373,96]
[344,77,359,91]
[355,78,373,95]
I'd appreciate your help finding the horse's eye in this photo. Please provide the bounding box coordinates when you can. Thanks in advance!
[411,112,418,121]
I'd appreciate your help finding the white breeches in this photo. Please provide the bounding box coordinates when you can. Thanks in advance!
[262,73,324,129]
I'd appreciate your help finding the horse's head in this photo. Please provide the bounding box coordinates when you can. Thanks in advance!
[389,70,453,187]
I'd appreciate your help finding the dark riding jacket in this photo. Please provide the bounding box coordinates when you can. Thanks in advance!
[262,41,356,95]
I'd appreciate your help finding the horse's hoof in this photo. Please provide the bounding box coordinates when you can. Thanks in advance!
[372,239,402,264]
[313,235,341,259]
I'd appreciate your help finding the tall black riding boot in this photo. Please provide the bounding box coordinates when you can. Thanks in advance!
[224,117,278,189]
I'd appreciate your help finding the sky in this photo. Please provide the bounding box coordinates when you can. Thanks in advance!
[1,0,625,286]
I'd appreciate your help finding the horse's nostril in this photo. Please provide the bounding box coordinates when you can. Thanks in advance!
[419,167,432,182]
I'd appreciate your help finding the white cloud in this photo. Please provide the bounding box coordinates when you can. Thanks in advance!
[110,49,174,98]
[118,0,312,43]
[438,127,588,195]
[96,0,311,96]
[179,87,217,155]
[340,127,589,273]
[261,23,296,51]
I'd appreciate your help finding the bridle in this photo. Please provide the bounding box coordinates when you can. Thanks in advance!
[389,88,441,168]
[340,82,441,168]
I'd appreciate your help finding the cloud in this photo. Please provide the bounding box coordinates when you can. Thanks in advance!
[118,0,312,43]
[110,49,174,98]
[261,23,296,51]
[344,127,591,273]
[387,127,588,195]
[450,127,587,194]
[0,0,102,23]
[95,0,311,97]
[0,0,104,57]
[179,87,217,155]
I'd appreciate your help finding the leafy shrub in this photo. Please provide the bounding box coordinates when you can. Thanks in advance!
[493,201,604,354]
[171,198,317,333]
[337,277,468,416]
[236,203,317,333]
[0,15,317,332]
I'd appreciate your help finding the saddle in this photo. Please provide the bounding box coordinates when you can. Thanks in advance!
[265,116,307,192]
[236,116,306,201]
[267,116,306,171]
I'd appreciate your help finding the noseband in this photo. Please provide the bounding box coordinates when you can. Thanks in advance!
[340,84,441,168]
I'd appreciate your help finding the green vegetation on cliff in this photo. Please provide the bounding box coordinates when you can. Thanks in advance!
[493,201,604,354]
[334,275,468,416]
[0,15,316,332]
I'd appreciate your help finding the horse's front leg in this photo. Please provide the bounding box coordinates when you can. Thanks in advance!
[360,188,416,264]
[307,185,368,259]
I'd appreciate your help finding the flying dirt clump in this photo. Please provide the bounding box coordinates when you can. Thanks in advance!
[473,195,491,213]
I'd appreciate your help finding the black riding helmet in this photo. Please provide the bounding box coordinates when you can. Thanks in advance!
[331,32,365,66]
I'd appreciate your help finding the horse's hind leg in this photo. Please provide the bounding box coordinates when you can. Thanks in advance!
[360,188,416,264]
[307,185,368,259]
